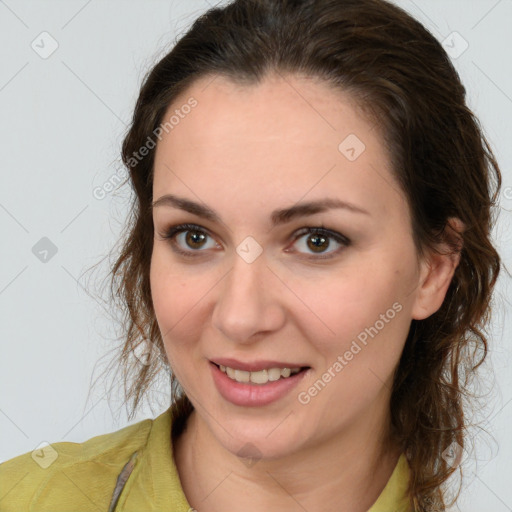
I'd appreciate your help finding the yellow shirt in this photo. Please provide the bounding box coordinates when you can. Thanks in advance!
[0,404,411,511]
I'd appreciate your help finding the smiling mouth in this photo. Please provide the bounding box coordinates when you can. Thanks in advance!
[212,362,311,385]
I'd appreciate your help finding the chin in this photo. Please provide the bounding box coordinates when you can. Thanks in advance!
[211,419,304,463]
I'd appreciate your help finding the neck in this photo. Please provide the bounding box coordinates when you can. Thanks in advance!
[173,401,401,512]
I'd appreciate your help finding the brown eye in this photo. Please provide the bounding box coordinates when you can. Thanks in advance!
[291,227,351,260]
[306,233,330,253]
[184,230,208,249]
[161,223,219,257]
[160,223,350,261]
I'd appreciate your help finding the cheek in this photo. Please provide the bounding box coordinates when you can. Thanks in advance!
[295,276,410,416]
[290,263,413,409]
[149,248,222,365]
[150,263,200,385]
[289,265,407,349]
[150,250,197,347]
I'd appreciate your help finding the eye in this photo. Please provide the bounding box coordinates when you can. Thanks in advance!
[288,226,351,260]
[159,223,219,258]
[158,223,351,260]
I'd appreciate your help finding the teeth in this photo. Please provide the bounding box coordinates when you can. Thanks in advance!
[250,369,268,384]
[234,369,250,383]
[267,368,282,381]
[218,365,302,384]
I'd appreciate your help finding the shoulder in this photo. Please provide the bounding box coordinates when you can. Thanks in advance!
[0,416,154,512]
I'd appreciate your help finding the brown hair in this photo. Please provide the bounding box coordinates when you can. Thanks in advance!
[94,0,502,509]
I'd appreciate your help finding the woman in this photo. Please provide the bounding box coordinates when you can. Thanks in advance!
[0,0,502,511]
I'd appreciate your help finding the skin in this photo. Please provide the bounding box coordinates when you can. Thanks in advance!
[149,72,462,512]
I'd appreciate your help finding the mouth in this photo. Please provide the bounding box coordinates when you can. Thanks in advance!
[209,360,312,407]
[211,362,311,385]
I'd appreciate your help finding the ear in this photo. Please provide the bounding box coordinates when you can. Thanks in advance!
[411,217,464,321]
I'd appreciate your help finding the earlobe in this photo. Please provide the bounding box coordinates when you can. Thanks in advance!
[411,217,464,321]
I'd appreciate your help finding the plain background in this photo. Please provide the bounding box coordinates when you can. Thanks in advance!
[0,1,510,510]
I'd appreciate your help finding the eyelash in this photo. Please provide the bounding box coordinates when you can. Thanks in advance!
[159,223,351,260]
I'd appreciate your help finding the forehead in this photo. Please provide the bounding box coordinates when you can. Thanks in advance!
[152,73,405,220]
[158,73,377,153]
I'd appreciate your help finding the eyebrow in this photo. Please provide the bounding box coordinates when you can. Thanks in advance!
[151,194,370,226]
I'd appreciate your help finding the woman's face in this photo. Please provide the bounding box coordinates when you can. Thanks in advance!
[150,73,435,459]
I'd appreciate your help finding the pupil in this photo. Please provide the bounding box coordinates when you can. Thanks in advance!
[308,234,328,253]
[187,231,205,248]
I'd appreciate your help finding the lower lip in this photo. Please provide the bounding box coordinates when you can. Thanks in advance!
[210,362,310,407]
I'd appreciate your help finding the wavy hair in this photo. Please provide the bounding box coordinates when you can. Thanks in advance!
[94,0,502,509]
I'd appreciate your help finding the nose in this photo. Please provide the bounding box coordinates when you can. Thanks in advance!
[211,250,286,344]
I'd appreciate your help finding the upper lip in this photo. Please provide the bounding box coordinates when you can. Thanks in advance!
[210,357,310,372]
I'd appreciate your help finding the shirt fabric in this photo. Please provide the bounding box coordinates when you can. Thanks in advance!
[0,403,412,511]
